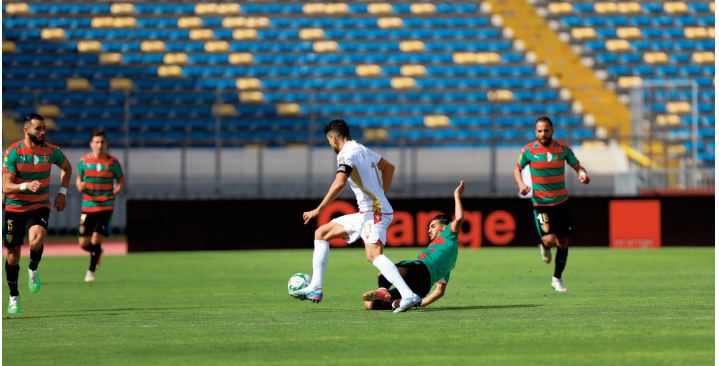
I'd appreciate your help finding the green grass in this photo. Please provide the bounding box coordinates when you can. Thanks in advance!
[2,248,714,366]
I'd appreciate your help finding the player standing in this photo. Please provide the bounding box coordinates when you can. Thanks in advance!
[293,119,422,313]
[2,113,72,314]
[76,130,125,282]
[513,116,590,292]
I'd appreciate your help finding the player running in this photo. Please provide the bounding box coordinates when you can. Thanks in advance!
[2,113,72,314]
[292,119,422,313]
[513,116,590,292]
[76,130,125,282]
[363,181,464,310]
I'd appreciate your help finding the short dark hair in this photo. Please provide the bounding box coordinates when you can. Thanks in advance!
[324,119,351,139]
[433,214,450,226]
[90,129,106,140]
[23,113,44,126]
[536,116,553,127]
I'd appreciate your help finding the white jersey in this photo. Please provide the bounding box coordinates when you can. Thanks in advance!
[336,140,393,213]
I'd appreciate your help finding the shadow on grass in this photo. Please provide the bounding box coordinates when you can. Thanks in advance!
[4,305,233,320]
[421,304,543,312]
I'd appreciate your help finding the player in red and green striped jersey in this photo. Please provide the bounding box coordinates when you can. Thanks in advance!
[513,116,590,293]
[75,130,125,282]
[2,113,72,314]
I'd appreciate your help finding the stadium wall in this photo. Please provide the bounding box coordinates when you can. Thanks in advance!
[126,196,713,251]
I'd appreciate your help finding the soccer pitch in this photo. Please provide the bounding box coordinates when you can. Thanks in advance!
[2,247,714,366]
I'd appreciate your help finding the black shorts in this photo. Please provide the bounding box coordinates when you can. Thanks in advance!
[533,200,573,238]
[78,211,113,237]
[372,260,432,310]
[3,208,50,248]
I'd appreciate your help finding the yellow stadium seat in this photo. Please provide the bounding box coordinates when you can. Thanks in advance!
[711,2,715,11]
[666,102,691,114]
[196,3,241,15]
[2,40,16,53]
[233,29,258,40]
[606,39,631,51]
[110,78,133,91]
[643,52,668,64]
[571,27,597,39]
[37,105,60,118]
[664,2,688,13]
[157,65,182,77]
[67,78,91,91]
[229,53,254,64]
[44,118,57,130]
[356,64,382,76]
[453,52,476,64]
[91,17,113,28]
[363,128,388,141]
[684,27,712,39]
[277,103,301,116]
[41,28,66,41]
[368,3,393,14]
[205,41,229,52]
[190,29,215,40]
[617,2,641,13]
[400,65,426,77]
[299,28,325,40]
[239,92,264,103]
[99,53,122,64]
[411,3,436,14]
[178,17,203,28]
[6,3,29,14]
[223,17,270,28]
[617,27,641,39]
[164,53,188,65]
[212,104,238,117]
[399,40,424,52]
[92,17,136,28]
[424,115,450,128]
[378,17,403,28]
[618,76,643,88]
[236,78,262,90]
[303,3,325,14]
[326,3,349,14]
[141,40,165,52]
[548,3,573,14]
[488,90,514,101]
[692,52,714,64]
[391,77,416,89]
[77,40,101,52]
[111,3,135,14]
[313,41,338,52]
[656,114,681,126]
[595,2,618,13]
[453,52,500,64]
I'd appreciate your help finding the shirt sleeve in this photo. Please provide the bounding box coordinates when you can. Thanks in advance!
[51,147,67,166]
[516,148,530,170]
[437,272,450,284]
[565,146,580,168]
[2,148,17,174]
[112,159,124,179]
[77,158,85,179]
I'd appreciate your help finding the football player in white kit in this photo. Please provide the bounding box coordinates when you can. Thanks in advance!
[292,119,422,313]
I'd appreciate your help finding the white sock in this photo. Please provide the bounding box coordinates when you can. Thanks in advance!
[308,240,329,290]
[372,255,415,299]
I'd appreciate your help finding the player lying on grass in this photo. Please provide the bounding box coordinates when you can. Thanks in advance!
[363,181,464,310]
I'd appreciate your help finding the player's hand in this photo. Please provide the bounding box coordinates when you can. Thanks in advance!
[518,184,531,196]
[454,180,465,197]
[26,180,41,192]
[54,193,67,212]
[302,208,320,225]
[578,170,590,184]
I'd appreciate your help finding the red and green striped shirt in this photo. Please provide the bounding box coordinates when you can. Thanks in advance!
[2,140,67,212]
[78,152,123,213]
[516,140,581,207]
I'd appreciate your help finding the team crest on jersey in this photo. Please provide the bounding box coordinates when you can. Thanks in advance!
[96,163,104,172]
[546,152,553,161]
[32,155,48,165]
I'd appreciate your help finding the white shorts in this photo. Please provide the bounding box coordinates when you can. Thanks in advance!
[331,212,394,245]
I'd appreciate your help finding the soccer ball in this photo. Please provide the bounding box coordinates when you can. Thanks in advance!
[287,273,311,295]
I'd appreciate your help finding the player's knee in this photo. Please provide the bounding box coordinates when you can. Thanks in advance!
[542,235,559,247]
[314,227,329,241]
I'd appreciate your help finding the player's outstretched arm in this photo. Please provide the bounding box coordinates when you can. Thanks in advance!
[450,181,464,233]
[54,159,72,211]
[513,165,530,195]
[421,282,447,307]
[573,165,590,184]
[303,172,348,224]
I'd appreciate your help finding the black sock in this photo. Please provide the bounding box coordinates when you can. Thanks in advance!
[28,246,44,271]
[89,244,102,272]
[81,243,94,253]
[554,247,569,279]
[377,275,392,290]
[5,261,20,297]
